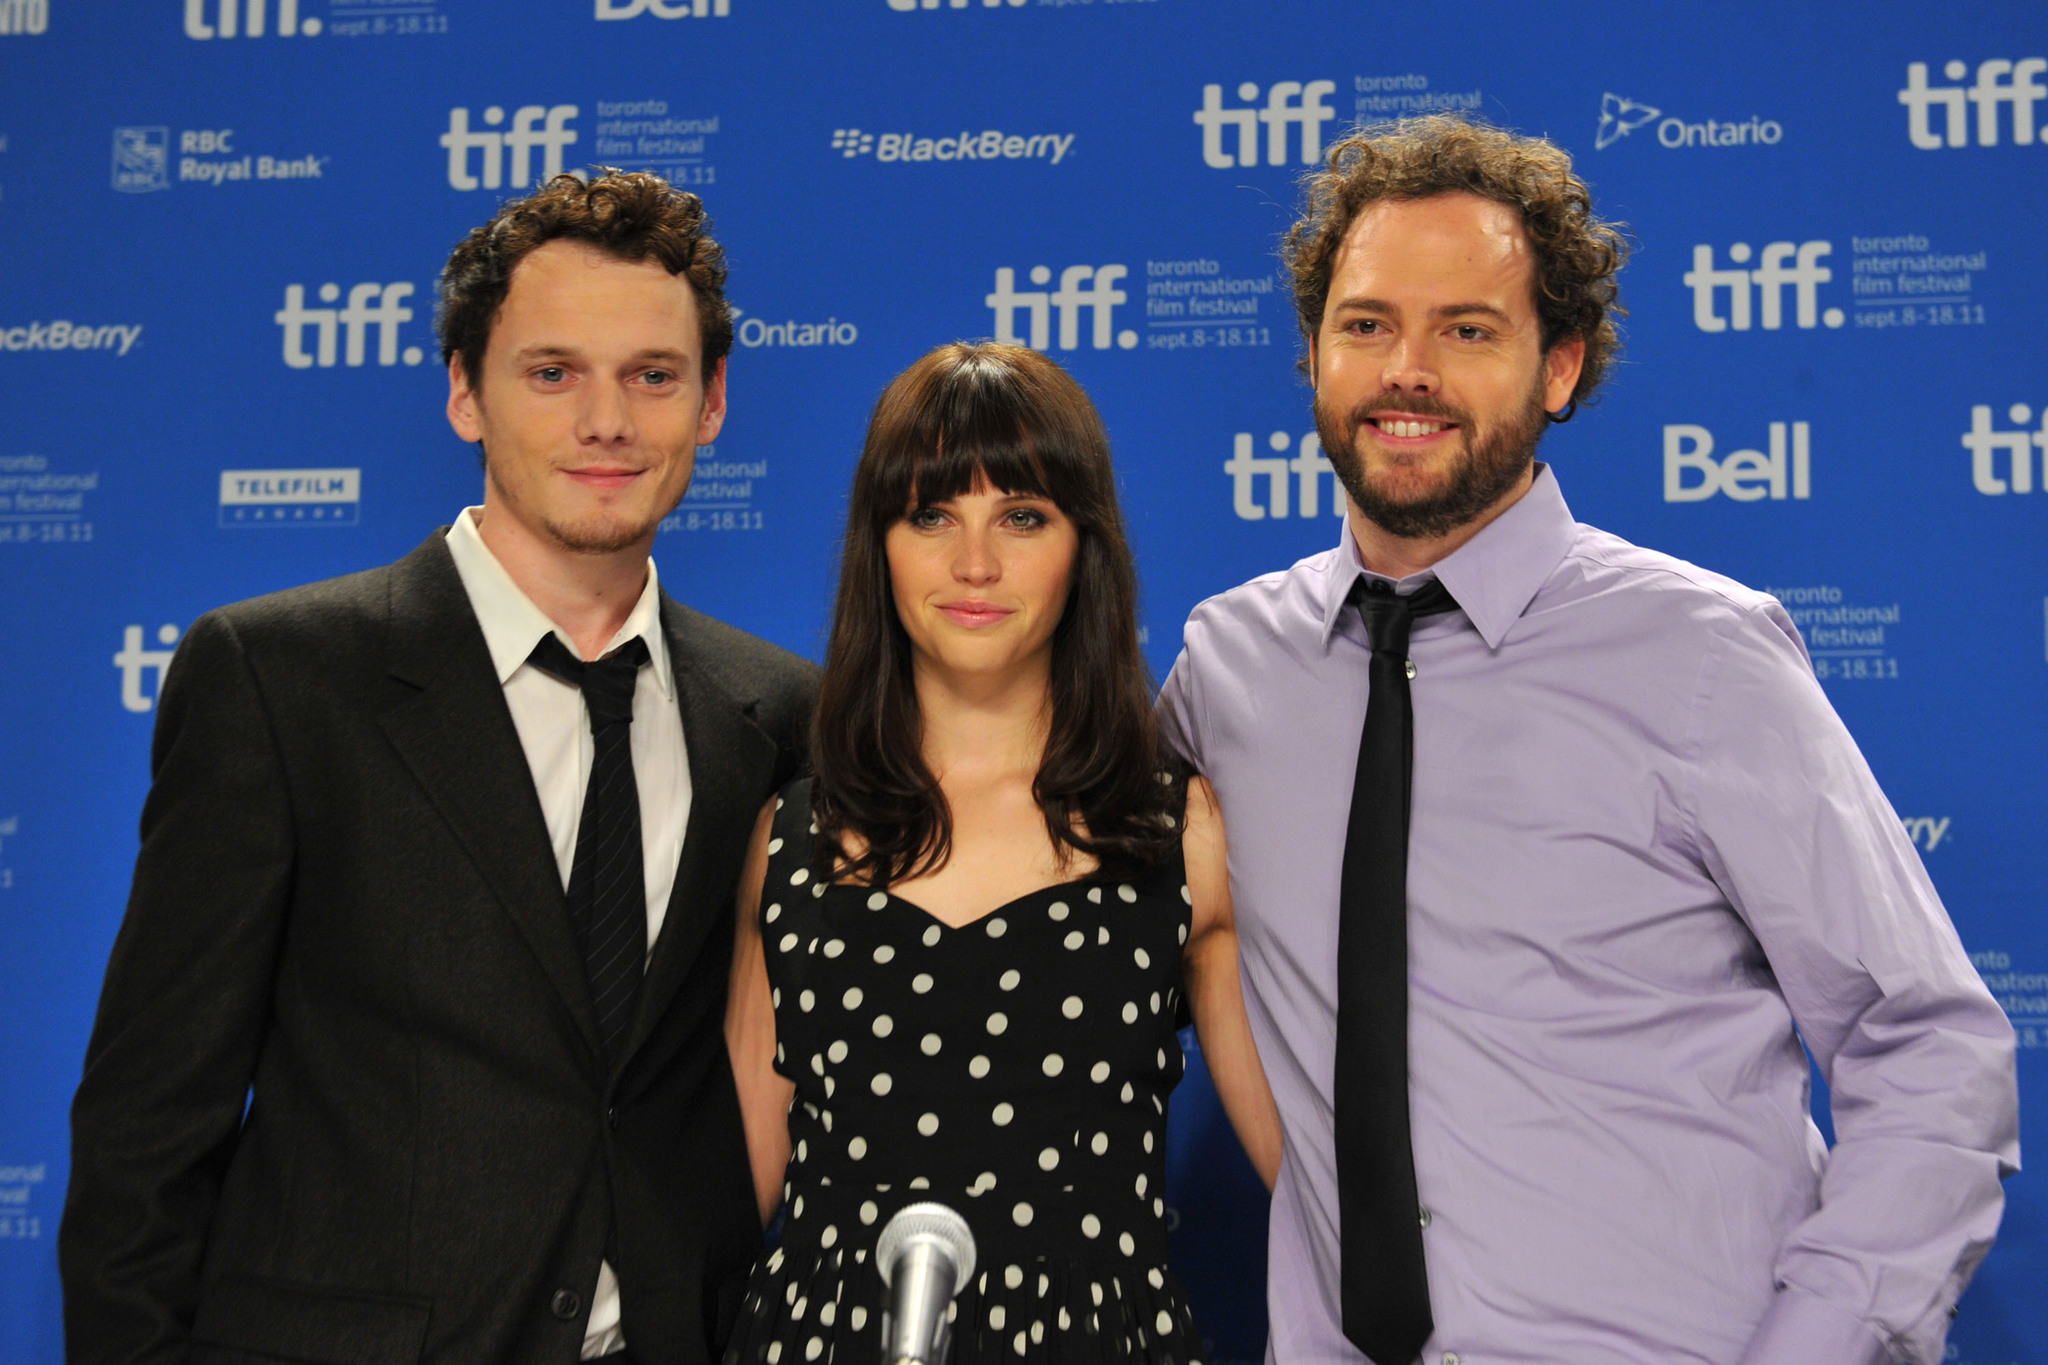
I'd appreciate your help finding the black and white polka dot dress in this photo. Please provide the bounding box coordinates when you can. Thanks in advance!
[726,778,1205,1365]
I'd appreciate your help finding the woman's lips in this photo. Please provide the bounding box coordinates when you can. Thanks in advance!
[938,602,1015,628]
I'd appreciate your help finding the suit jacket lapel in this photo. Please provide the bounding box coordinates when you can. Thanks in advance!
[626,595,778,1066]
[374,533,605,1065]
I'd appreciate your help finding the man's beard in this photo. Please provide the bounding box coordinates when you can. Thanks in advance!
[1314,374,1551,540]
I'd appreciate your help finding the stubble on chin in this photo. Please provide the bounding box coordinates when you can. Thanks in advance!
[543,509,661,556]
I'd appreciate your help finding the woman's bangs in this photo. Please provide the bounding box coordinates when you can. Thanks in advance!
[891,389,1056,514]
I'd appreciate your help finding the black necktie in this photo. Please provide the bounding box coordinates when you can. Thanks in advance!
[528,632,651,1065]
[1336,575,1459,1365]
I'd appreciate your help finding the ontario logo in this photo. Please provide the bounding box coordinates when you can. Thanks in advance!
[831,126,1075,165]
[218,467,361,526]
[1596,93,1783,150]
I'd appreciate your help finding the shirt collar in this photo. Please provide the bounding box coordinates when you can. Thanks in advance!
[1317,463,1578,651]
[444,506,673,698]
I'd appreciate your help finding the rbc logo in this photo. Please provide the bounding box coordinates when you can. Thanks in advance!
[1963,404,2048,495]
[275,283,421,369]
[112,127,170,193]
[1194,81,1337,168]
[1683,242,1844,332]
[986,266,1136,352]
[0,0,48,34]
[1663,422,1811,503]
[185,0,319,38]
[115,624,182,713]
[1898,59,2046,148]
[441,105,579,191]
[1224,430,1342,521]
[596,0,727,15]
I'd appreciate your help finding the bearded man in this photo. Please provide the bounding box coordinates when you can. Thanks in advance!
[1158,116,2016,1365]
[62,171,816,1365]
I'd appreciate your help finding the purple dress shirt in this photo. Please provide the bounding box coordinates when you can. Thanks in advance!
[1158,467,2017,1365]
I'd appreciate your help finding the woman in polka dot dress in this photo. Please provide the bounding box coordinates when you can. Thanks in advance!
[723,343,1281,1365]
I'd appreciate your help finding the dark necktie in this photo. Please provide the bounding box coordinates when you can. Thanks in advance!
[1335,575,1459,1365]
[528,632,652,1065]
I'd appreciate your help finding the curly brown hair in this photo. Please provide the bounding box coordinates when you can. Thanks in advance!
[1283,115,1628,413]
[436,167,733,388]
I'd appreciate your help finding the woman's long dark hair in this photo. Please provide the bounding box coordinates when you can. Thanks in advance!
[812,342,1181,886]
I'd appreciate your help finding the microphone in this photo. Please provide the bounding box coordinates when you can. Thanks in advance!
[875,1202,978,1365]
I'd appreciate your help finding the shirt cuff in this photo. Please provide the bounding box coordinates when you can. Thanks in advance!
[1737,1286,1889,1365]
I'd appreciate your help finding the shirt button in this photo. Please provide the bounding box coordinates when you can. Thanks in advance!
[550,1288,582,1321]
[1405,658,1418,680]
[1418,1206,1432,1228]
[1442,1354,1460,1365]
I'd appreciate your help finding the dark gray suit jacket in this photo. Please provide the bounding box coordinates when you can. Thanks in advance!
[61,532,817,1365]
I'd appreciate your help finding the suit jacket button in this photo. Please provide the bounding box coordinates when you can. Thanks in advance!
[607,1107,621,1131]
[550,1288,582,1320]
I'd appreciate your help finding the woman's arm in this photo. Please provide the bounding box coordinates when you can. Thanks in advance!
[725,796,796,1226]
[1181,775,1283,1191]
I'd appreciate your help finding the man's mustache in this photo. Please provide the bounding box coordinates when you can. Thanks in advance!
[1334,392,1472,429]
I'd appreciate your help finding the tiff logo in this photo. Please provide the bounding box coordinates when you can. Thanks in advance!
[442,105,578,191]
[986,265,1137,351]
[597,0,727,15]
[1683,241,1844,332]
[116,624,182,713]
[0,0,48,34]
[1194,81,1337,168]
[1225,429,1342,521]
[185,0,319,37]
[275,283,421,368]
[1664,422,1811,502]
[1963,404,2048,495]
[1898,59,2046,148]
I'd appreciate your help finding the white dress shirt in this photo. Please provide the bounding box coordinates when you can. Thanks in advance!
[446,507,693,1359]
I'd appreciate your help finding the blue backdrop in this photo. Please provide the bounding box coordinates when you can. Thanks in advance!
[3,3,2044,1361]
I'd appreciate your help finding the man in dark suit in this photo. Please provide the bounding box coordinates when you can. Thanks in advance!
[60,170,817,1365]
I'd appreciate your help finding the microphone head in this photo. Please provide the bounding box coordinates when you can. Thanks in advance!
[875,1202,977,1289]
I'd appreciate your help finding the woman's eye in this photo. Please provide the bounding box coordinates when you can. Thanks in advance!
[908,508,946,529]
[1006,508,1048,528]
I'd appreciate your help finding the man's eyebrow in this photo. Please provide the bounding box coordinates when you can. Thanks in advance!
[508,345,694,364]
[1326,297,1515,324]
[510,344,579,363]
[1430,302,1513,323]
